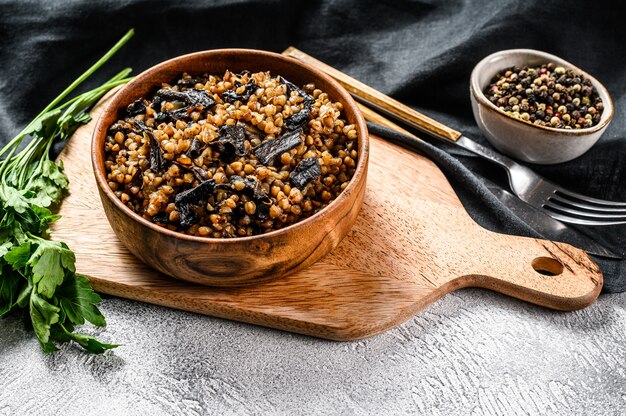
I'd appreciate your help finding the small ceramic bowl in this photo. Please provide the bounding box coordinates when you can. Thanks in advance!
[470,49,614,164]
[92,49,369,287]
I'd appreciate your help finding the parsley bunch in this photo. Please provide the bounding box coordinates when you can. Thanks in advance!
[0,29,134,353]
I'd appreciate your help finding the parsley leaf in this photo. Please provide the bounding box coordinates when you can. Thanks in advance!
[29,240,76,298]
[27,161,69,207]
[29,291,60,352]
[0,241,12,257]
[4,242,32,269]
[56,274,106,327]
[0,266,20,317]
[63,330,118,354]
[15,278,33,309]
[59,103,93,141]
[0,185,30,214]
[23,108,62,139]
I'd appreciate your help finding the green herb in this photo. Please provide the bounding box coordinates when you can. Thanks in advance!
[0,29,135,353]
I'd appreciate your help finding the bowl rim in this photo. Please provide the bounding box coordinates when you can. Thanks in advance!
[91,48,369,245]
[469,48,614,136]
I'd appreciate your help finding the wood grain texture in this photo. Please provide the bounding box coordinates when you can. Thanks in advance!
[283,47,462,142]
[50,93,603,341]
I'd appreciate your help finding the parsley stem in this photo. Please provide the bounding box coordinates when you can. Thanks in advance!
[36,29,134,118]
[0,30,134,178]
[55,68,133,113]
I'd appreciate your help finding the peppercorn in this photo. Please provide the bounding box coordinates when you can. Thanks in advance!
[484,62,604,129]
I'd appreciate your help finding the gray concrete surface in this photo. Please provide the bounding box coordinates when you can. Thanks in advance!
[1,289,625,415]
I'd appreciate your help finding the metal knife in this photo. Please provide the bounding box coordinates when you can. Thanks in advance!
[481,176,623,259]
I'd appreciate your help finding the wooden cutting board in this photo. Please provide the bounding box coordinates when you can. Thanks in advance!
[50,94,603,341]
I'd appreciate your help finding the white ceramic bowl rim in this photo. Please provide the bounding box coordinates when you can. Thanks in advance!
[470,48,614,135]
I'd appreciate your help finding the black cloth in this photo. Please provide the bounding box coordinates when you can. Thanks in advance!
[0,0,624,292]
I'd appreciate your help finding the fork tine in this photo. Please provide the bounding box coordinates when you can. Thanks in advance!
[550,194,626,214]
[544,200,626,220]
[554,188,626,207]
[542,207,626,226]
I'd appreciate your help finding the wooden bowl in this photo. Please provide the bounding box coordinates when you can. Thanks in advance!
[92,49,369,287]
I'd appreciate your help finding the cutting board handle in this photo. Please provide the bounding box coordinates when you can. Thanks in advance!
[458,231,603,311]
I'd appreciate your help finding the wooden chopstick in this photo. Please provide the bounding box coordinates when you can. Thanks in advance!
[355,103,416,137]
[282,47,462,143]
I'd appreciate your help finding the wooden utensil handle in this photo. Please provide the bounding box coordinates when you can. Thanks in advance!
[283,47,462,143]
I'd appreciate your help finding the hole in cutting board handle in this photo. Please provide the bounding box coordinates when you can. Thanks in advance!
[531,257,564,276]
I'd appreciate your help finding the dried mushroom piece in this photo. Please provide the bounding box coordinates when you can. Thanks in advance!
[253,128,303,165]
[151,95,163,112]
[284,107,311,130]
[176,76,205,88]
[176,203,197,228]
[126,168,143,190]
[110,118,147,135]
[290,157,321,189]
[154,88,216,122]
[130,119,148,133]
[146,130,167,173]
[239,121,263,142]
[151,213,169,224]
[210,125,247,159]
[223,80,258,103]
[255,202,270,220]
[192,166,209,182]
[165,107,192,121]
[154,111,170,123]
[175,178,216,205]
[174,179,217,227]
[109,121,131,134]
[280,77,315,107]
[155,88,215,108]
[186,137,206,159]
[229,175,270,203]
[126,99,146,116]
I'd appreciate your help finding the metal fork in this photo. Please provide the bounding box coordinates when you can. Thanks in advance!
[456,137,626,226]
[282,47,626,226]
